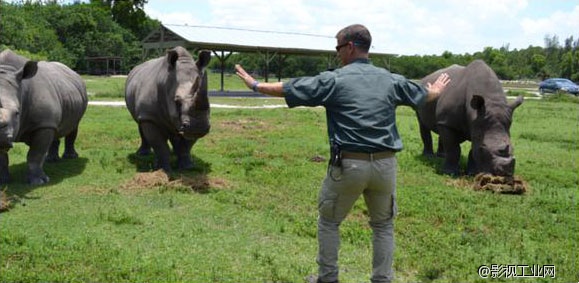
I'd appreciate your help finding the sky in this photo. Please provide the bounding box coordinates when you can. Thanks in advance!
[142,0,579,56]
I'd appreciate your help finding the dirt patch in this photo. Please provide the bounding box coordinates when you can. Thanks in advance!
[473,174,528,194]
[445,177,473,190]
[121,170,229,193]
[310,155,326,163]
[219,118,268,131]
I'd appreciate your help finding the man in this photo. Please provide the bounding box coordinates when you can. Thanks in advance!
[235,24,450,283]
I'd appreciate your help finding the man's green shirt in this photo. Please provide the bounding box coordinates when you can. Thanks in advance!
[283,58,427,153]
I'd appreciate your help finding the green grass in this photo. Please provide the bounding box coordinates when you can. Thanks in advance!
[83,71,256,100]
[542,92,579,103]
[82,73,286,106]
[83,75,127,99]
[208,71,258,91]
[1,89,577,282]
[505,88,539,98]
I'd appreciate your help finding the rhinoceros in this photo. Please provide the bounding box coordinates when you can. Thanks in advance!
[0,49,88,185]
[125,46,211,172]
[417,59,523,176]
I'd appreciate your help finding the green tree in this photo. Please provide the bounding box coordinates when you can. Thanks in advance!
[560,51,573,78]
[47,2,142,72]
[0,1,145,73]
[531,54,547,78]
[90,0,159,39]
[2,0,577,81]
[0,2,71,64]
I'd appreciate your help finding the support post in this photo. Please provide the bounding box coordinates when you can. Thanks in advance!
[258,50,278,82]
[277,55,288,81]
[212,50,232,92]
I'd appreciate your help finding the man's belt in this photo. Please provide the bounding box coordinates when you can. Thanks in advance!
[341,151,395,161]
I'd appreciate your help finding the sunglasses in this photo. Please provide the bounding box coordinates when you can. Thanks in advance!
[335,42,350,52]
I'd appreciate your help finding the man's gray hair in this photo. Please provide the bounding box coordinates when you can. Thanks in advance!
[335,24,372,52]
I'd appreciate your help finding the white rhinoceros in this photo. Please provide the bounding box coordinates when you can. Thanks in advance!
[125,46,211,172]
[0,49,88,185]
[418,59,524,176]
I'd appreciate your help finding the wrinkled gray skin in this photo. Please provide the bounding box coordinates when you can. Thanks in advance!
[125,47,211,172]
[418,60,524,176]
[0,50,88,185]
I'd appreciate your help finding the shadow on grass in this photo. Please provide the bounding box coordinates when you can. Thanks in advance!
[127,152,212,174]
[127,151,156,172]
[415,153,444,173]
[3,157,88,198]
[414,153,468,176]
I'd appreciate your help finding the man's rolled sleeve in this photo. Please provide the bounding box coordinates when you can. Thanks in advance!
[283,72,337,108]
[392,75,428,110]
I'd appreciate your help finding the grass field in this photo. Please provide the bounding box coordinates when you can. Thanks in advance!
[83,72,249,99]
[0,76,577,282]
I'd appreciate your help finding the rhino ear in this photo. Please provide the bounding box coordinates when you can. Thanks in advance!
[166,49,179,68]
[196,50,211,70]
[16,61,38,81]
[470,95,485,110]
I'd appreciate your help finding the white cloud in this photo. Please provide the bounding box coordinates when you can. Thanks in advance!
[146,11,202,26]
[144,0,579,55]
[520,5,579,45]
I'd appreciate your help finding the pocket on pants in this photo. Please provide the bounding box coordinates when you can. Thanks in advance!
[319,179,338,220]
[319,198,335,219]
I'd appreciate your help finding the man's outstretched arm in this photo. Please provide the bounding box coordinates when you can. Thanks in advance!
[235,64,285,97]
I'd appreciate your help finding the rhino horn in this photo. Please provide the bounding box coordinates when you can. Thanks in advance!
[509,95,524,110]
[0,109,8,127]
[194,72,209,110]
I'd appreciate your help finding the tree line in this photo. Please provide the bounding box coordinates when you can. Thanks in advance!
[1,1,578,81]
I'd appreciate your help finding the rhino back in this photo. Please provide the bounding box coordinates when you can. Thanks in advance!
[420,60,507,141]
[419,64,467,134]
[18,61,88,140]
[125,57,175,131]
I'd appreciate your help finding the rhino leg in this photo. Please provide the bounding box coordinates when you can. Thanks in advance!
[46,138,61,162]
[136,125,152,156]
[0,151,10,184]
[62,128,80,159]
[436,139,445,158]
[140,122,171,172]
[170,135,196,170]
[26,128,54,185]
[418,119,435,157]
[466,149,478,176]
[438,126,461,176]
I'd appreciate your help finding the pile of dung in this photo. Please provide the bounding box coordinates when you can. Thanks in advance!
[123,170,171,190]
[473,173,528,194]
[0,190,11,212]
[121,170,227,193]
